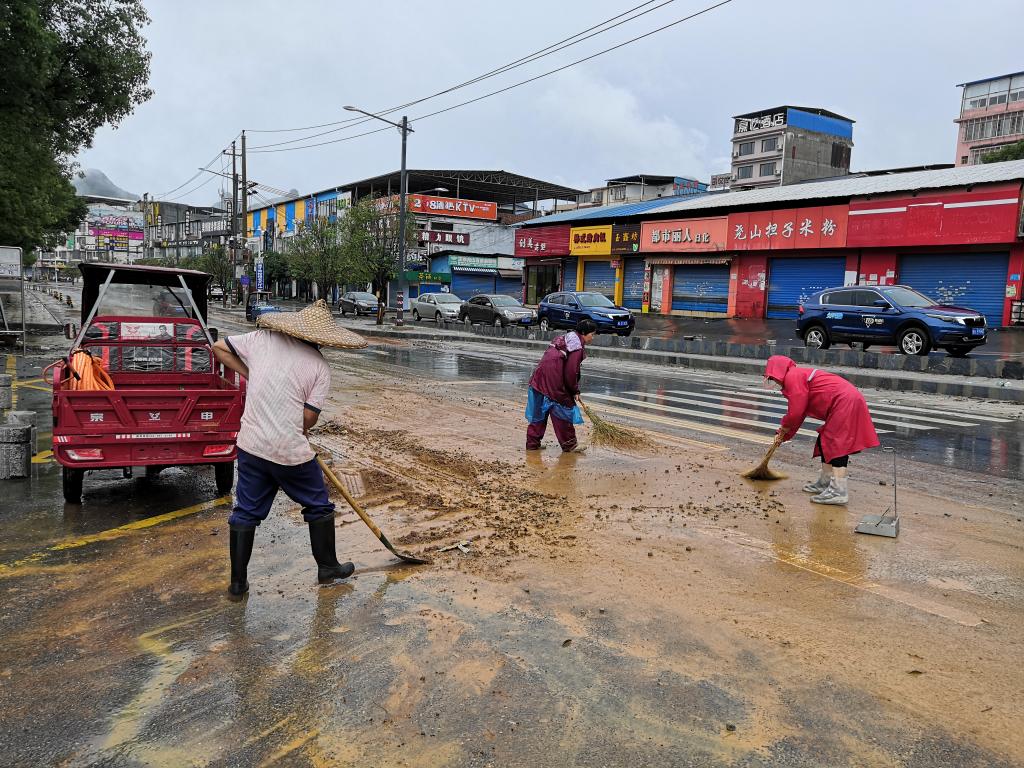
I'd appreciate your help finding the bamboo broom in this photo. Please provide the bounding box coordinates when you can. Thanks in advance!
[579,399,644,449]
[742,434,787,480]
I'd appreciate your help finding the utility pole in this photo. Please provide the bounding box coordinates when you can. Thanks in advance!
[241,131,248,254]
[229,140,239,304]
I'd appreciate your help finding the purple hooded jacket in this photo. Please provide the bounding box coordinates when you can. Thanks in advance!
[528,332,587,407]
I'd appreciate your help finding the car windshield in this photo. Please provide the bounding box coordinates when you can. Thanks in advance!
[352,292,376,301]
[884,287,937,308]
[577,293,614,307]
[433,294,461,303]
[490,296,522,307]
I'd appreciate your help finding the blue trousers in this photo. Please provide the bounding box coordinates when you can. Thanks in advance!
[228,448,336,529]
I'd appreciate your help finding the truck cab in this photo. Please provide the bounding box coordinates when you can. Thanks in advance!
[50,263,245,503]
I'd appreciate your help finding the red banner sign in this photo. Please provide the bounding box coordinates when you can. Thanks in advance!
[409,194,497,220]
[640,217,728,252]
[728,205,848,250]
[514,225,570,257]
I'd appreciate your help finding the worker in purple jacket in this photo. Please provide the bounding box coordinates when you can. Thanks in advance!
[525,318,597,452]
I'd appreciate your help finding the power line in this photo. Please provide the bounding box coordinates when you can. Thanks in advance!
[245,0,677,149]
[250,0,732,155]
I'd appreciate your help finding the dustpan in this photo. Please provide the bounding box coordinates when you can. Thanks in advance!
[855,447,899,538]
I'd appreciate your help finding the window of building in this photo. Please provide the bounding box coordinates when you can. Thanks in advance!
[961,111,1024,142]
[761,137,778,152]
[591,190,604,204]
[969,144,1016,164]
[738,141,754,156]
[736,164,753,180]
[611,185,627,201]
[759,162,777,177]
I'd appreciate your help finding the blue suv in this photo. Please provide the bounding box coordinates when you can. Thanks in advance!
[796,284,988,357]
[537,291,635,336]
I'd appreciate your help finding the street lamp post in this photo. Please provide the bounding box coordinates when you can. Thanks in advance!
[344,106,413,326]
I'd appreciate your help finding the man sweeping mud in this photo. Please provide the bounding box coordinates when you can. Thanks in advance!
[525,319,596,452]
[212,300,367,597]
[765,355,879,505]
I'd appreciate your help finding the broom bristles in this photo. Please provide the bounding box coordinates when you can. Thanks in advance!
[582,404,644,448]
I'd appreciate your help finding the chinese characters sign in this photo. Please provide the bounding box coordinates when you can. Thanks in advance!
[727,205,849,250]
[735,111,785,133]
[570,225,613,256]
[409,194,497,220]
[639,217,728,253]
[611,224,641,254]
[514,225,569,257]
[419,230,470,246]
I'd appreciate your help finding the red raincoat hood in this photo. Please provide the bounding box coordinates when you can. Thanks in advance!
[764,355,796,384]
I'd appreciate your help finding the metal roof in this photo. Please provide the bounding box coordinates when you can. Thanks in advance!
[518,196,699,227]
[957,70,1024,88]
[637,160,1024,218]
[733,105,855,123]
[345,169,583,205]
[605,174,698,185]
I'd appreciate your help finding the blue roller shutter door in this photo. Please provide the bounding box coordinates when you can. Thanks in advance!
[671,264,730,313]
[898,252,1008,327]
[623,257,645,309]
[419,283,443,294]
[494,276,522,298]
[451,271,494,299]
[766,256,846,319]
[584,260,616,301]
[563,258,578,291]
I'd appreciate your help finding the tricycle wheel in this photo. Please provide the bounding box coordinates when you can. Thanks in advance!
[214,461,235,495]
[63,467,84,504]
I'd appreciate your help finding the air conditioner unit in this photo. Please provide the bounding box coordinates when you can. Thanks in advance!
[775,170,782,176]
[732,148,740,158]
[730,175,737,182]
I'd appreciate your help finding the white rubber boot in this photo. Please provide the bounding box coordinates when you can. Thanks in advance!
[812,467,848,505]
[802,464,832,494]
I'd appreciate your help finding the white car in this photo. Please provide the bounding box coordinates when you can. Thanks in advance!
[208,284,225,299]
[412,292,463,324]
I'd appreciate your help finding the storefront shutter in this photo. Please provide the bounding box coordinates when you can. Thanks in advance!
[622,257,645,309]
[562,258,578,291]
[583,260,616,300]
[419,283,443,294]
[671,264,731,313]
[494,276,522,298]
[898,252,1009,327]
[766,256,846,319]
[451,270,495,299]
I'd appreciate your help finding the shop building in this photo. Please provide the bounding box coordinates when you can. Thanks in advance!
[518,161,1024,327]
[955,71,1024,165]
[424,252,524,299]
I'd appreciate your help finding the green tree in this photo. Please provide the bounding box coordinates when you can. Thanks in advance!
[0,0,153,251]
[341,196,418,300]
[21,251,38,269]
[287,218,346,302]
[981,140,1024,163]
[201,245,233,307]
[261,250,290,294]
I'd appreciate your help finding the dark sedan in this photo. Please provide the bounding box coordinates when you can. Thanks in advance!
[339,291,380,316]
[459,294,537,327]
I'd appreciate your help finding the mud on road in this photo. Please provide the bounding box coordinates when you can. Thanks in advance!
[1,339,1023,767]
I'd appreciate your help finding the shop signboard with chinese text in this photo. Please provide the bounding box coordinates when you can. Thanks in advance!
[420,230,471,246]
[735,110,786,133]
[514,225,570,257]
[569,225,613,256]
[709,173,732,192]
[728,205,849,250]
[640,217,728,253]
[409,194,497,220]
[611,223,641,254]
[402,270,451,283]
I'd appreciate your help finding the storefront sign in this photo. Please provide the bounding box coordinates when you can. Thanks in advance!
[641,263,652,313]
[403,270,451,283]
[735,111,785,133]
[728,205,848,250]
[611,223,641,254]
[515,225,570,257]
[709,173,732,191]
[570,225,613,256]
[640,217,728,253]
[90,227,143,240]
[496,256,525,270]
[846,185,1020,247]
[449,255,496,269]
[409,194,497,220]
[420,230,470,246]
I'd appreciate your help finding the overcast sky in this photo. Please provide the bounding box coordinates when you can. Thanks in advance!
[77,0,1023,206]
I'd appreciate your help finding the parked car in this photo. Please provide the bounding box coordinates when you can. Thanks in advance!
[245,291,281,322]
[208,284,225,299]
[412,292,463,324]
[339,291,380,316]
[796,284,988,357]
[459,294,536,327]
[537,291,635,336]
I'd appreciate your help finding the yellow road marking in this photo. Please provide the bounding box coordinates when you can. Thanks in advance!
[31,450,53,464]
[13,377,44,387]
[6,354,16,407]
[14,382,50,394]
[0,496,231,575]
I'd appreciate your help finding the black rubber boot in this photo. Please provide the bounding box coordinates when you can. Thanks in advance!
[308,517,355,583]
[228,525,255,597]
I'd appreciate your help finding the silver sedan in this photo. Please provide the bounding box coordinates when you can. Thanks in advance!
[412,292,463,324]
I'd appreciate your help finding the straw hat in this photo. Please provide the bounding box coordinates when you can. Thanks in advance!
[257,299,368,349]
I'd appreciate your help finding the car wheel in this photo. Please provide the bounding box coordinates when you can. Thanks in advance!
[435,311,443,325]
[493,316,504,328]
[340,308,347,317]
[412,309,420,322]
[62,467,84,504]
[464,315,473,328]
[539,317,550,332]
[947,346,971,358]
[214,461,235,495]
[898,326,931,356]
[803,324,831,350]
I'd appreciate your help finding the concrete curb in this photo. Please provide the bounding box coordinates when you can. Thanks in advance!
[352,325,1024,402]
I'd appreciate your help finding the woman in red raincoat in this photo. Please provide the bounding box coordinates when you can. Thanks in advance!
[764,355,879,505]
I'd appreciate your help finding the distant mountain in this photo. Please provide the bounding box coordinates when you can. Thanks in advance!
[73,169,138,200]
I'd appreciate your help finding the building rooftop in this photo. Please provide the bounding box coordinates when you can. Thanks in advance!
[604,174,701,186]
[732,106,855,124]
[520,160,1024,226]
[516,196,699,227]
[957,70,1024,88]
[345,169,583,206]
